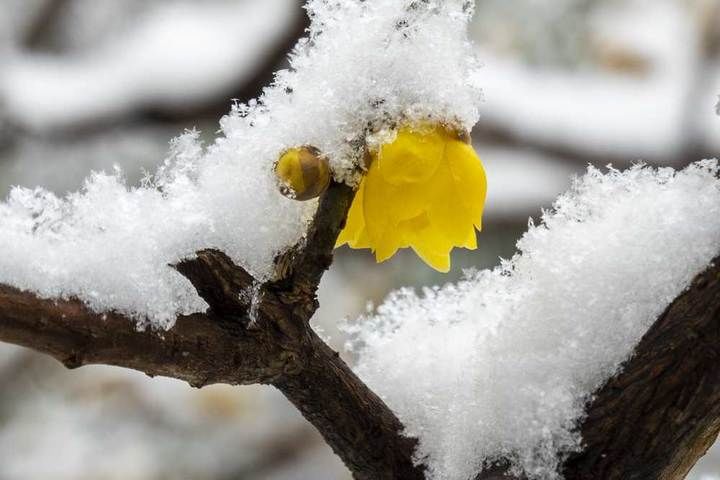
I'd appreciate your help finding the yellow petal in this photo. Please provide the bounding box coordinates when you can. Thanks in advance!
[361,160,396,246]
[362,159,431,243]
[463,227,478,250]
[401,213,452,272]
[335,123,487,272]
[425,161,476,250]
[376,126,445,185]
[374,231,402,262]
[336,179,368,248]
[445,139,487,229]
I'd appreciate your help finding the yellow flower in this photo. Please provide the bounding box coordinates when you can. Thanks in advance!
[336,123,487,272]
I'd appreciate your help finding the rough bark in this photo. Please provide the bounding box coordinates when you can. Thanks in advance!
[562,256,720,480]
[476,256,720,480]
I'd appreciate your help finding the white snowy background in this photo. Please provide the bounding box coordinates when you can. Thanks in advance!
[0,0,718,478]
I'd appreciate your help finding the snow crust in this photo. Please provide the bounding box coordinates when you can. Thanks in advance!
[0,0,481,328]
[348,161,720,480]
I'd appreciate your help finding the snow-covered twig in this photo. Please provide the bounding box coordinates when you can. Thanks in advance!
[0,182,425,480]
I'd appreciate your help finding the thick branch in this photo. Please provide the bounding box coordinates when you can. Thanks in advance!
[173,184,424,480]
[286,181,355,288]
[476,256,720,480]
[174,249,255,320]
[0,285,280,386]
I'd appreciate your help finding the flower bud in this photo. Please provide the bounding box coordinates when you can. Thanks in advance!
[274,146,331,201]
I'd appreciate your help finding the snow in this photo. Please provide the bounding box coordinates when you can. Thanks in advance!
[348,160,720,480]
[0,0,482,328]
[0,128,309,328]
[255,0,482,179]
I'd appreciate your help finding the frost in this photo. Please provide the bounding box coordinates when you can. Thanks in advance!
[0,0,481,328]
[348,161,720,480]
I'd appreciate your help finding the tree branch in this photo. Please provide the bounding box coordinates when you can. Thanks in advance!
[273,325,424,480]
[0,285,277,386]
[562,256,720,480]
[0,181,425,480]
[476,256,720,480]
[1,173,719,480]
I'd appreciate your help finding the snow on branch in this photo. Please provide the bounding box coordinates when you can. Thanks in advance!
[0,0,481,329]
[348,160,720,480]
[1,161,718,480]
[0,182,426,480]
[0,1,719,480]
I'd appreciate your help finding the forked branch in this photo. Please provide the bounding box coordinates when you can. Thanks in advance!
[0,182,424,480]
[0,181,718,480]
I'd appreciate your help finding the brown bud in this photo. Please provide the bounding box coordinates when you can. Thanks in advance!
[274,146,331,201]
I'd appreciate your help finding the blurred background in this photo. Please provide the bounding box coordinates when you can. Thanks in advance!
[0,0,718,478]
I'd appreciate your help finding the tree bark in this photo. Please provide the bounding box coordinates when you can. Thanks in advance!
[476,256,720,480]
[0,284,281,386]
[562,256,720,480]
